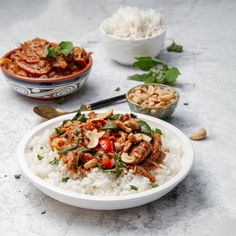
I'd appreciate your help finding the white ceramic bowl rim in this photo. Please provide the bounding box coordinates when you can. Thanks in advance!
[17,110,194,202]
[100,18,166,41]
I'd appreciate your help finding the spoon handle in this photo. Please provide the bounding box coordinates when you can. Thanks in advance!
[80,94,126,111]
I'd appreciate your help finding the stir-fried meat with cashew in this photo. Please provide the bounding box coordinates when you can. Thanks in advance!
[49,110,165,183]
[1,38,91,78]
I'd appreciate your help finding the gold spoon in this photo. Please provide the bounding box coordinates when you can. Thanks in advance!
[33,94,126,119]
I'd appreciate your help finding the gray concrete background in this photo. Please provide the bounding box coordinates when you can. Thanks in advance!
[0,0,236,235]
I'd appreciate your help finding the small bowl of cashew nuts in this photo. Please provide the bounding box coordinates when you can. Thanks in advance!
[126,83,179,119]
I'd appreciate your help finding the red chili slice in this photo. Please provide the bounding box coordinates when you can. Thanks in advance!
[99,138,113,153]
[15,59,51,75]
[101,157,113,169]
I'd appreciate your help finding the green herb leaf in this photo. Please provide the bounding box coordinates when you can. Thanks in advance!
[164,67,180,84]
[72,110,87,122]
[55,97,65,105]
[37,154,44,160]
[14,174,21,179]
[55,128,64,135]
[49,158,59,165]
[128,57,180,85]
[150,183,159,188]
[130,185,138,190]
[58,138,81,155]
[62,120,69,126]
[115,86,120,91]
[76,114,87,122]
[133,57,164,71]
[128,73,150,82]
[102,122,119,131]
[139,120,152,134]
[72,110,81,120]
[62,177,70,183]
[167,41,183,53]
[44,45,59,59]
[59,41,74,56]
[76,148,91,167]
[99,156,125,175]
[154,70,166,83]
[152,128,163,135]
[144,72,157,84]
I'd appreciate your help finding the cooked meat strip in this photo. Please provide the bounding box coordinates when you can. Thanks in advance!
[124,119,140,130]
[133,166,156,183]
[128,141,152,164]
[149,134,162,161]
[52,56,68,70]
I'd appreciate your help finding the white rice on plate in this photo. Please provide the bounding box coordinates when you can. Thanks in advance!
[26,129,183,196]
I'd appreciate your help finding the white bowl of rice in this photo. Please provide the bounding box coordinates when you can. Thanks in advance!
[100,6,166,65]
[17,109,194,210]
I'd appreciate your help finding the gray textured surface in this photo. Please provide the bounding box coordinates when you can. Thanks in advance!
[0,0,236,235]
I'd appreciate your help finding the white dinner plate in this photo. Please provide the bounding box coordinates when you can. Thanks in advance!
[17,109,194,210]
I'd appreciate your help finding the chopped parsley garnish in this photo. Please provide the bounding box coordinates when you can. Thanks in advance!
[130,185,138,191]
[115,86,120,91]
[40,147,44,150]
[49,158,59,165]
[152,128,163,135]
[150,183,159,188]
[99,156,125,175]
[167,41,183,53]
[76,148,91,167]
[14,174,21,179]
[62,120,69,126]
[37,154,44,160]
[62,177,70,183]
[58,139,81,155]
[55,128,64,135]
[72,110,87,122]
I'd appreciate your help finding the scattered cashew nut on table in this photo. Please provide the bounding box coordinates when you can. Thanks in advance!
[189,128,207,140]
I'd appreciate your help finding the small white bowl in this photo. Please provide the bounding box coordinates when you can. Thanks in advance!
[100,20,166,65]
[17,109,194,210]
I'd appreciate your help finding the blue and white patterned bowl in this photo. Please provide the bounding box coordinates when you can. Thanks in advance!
[1,50,93,100]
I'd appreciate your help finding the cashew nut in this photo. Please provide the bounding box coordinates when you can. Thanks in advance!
[123,140,132,152]
[85,130,99,148]
[189,128,207,140]
[84,158,99,169]
[96,109,113,119]
[124,119,140,130]
[121,153,136,164]
[115,120,132,133]
[159,93,175,102]
[128,133,152,143]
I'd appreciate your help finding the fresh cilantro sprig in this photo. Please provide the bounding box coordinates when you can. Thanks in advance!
[128,57,180,85]
[167,41,183,53]
[44,41,74,59]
